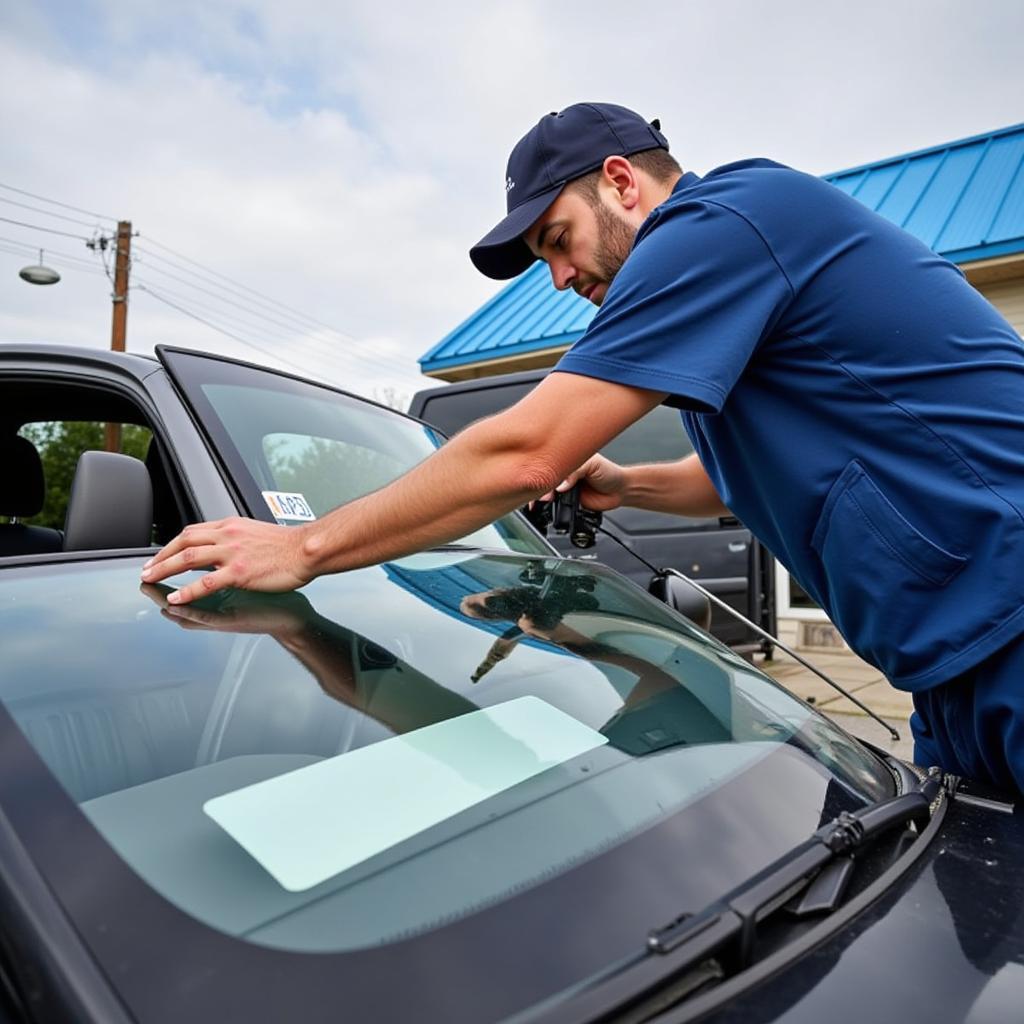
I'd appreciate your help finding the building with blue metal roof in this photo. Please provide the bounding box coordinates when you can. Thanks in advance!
[421,122,1024,381]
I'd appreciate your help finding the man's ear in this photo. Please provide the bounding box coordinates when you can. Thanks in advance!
[600,155,641,211]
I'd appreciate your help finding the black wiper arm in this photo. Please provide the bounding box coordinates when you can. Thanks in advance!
[647,773,942,970]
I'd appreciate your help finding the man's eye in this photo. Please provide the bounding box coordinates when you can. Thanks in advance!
[556,232,568,251]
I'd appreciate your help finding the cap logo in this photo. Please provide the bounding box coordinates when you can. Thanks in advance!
[505,176,515,194]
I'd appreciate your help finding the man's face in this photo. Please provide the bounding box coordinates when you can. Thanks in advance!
[524,186,638,306]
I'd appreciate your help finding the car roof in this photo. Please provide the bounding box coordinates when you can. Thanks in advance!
[0,341,161,382]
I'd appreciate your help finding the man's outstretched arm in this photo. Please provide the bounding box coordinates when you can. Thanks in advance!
[141,372,668,604]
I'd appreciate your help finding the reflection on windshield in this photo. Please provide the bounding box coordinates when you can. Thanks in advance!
[147,556,882,788]
[146,566,733,760]
[458,571,733,755]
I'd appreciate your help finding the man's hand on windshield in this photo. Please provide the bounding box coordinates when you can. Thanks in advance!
[140,517,314,604]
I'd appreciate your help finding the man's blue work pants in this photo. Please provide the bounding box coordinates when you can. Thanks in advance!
[911,631,1024,794]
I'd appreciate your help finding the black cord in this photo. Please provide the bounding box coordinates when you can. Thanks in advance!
[594,523,663,577]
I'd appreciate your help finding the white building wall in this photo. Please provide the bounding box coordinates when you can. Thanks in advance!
[978,277,1024,337]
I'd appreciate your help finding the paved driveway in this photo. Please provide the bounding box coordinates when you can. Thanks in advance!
[755,649,915,762]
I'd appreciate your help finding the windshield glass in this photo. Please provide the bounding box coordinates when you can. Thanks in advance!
[161,348,548,554]
[2,554,894,976]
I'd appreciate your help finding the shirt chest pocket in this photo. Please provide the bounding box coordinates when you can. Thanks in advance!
[810,460,967,674]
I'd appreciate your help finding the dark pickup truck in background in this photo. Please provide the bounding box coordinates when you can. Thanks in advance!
[409,369,776,656]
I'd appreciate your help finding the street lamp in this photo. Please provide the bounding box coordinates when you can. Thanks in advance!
[18,249,60,285]
[17,226,132,452]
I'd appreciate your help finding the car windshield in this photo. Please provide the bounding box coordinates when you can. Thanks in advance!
[0,551,896,1021]
[160,347,548,555]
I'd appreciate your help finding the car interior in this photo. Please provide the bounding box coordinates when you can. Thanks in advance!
[0,380,189,557]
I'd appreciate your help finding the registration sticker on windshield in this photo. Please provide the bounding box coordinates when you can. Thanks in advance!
[262,491,316,522]
[203,696,607,892]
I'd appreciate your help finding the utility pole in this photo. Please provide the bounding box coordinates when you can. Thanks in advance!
[104,220,132,452]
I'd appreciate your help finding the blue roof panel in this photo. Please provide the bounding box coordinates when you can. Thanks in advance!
[941,135,1024,253]
[900,148,973,246]
[423,122,1024,375]
[874,153,944,228]
[991,155,1024,242]
[825,122,1024,258]
[847,161,904,209]
[420,261,596,370]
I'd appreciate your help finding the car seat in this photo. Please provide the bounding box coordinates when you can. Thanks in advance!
[0,435,63,556]
[63,450,154,550]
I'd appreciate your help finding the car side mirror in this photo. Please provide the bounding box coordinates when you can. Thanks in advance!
[648,572,712,632]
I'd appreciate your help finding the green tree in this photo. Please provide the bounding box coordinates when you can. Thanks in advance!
[15,422,151,530]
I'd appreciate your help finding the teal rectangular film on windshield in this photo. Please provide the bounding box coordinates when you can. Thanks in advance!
[203,697,608,892]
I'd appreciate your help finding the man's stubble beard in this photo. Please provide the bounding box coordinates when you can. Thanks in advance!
[593,201,638,287]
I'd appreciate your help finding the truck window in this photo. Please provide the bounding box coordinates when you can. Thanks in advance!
[600,405,694,465]
[417,384,693,465]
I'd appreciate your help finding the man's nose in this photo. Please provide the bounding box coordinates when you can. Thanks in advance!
[549,258,576,292]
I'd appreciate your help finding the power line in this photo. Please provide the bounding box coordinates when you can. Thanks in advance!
[132,248,422,383]
[134,243,345,338]
[133,244,422,382]
[131,275,338,359]
[0,246,107,278]
[135,283,254,346]
[133,256,327,338]
[134,283,380,384]
[0,215,91,241]
[0,234,102,269]
[0,196,105,229]
[0,181,116,223]
[132,276,425,388]
[266,326,427,388]
[141,234,360,340]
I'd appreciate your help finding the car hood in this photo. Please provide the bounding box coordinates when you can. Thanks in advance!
[696,787,1024,1024]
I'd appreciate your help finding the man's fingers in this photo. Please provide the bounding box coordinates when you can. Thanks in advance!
[142,520,225,571]
[554,458,603,494]
[165,568,235,606]
[141,517,309,600]
[141,543,220,584]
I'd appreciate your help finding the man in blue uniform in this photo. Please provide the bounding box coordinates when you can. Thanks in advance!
[144,103,1024,791]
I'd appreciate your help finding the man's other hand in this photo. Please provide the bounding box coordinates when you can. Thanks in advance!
[544,453,628,513]
[140,517,314,605]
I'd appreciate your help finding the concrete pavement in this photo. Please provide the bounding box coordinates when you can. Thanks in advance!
[753,646,916,762]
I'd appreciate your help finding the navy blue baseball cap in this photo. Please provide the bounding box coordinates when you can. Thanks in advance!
[469,102,670,280]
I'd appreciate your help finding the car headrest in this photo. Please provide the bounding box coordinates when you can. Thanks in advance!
[0,435,45,517]
[63,451,153,551]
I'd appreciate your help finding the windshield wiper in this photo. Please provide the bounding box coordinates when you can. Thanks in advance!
[646,772,943,973]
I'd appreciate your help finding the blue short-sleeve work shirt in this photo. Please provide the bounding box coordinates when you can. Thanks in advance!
[555,159,1024,691]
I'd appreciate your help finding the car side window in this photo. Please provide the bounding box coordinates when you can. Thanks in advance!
[1,376,192,553]
[16,421,153,531]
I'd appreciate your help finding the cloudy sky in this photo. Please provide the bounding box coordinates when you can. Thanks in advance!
[1,1,1022,406]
